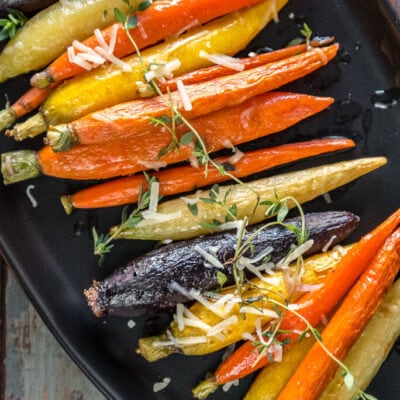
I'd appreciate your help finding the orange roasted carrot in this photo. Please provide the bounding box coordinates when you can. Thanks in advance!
[60,138,355,213]
[30,0,265,88]
[159,38,334,92]
[277,228,400,400]
[45,44,339,152]
[3,92,333,182]
[193,209,400,395]
[0,83,59,133]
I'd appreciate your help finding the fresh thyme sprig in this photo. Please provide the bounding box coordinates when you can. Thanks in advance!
[114,0,153,63]
[0,9,27,42]
[114,0,153,29]
[287,22,313,48]
[257,297,376,400]
[300,22,313,49]
[92,173,158,264]
[196,184,238,229]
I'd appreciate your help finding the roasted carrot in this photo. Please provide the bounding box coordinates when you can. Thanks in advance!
[1,92,333,182]
[159,38,334,92]
[193,209,400,397]
[277,228,400,400]
[115,157,386,242]
[0,0,130,83]
[320,279,400,399]
[0,83,59,133]
[11,39,327,139]
[30,0,265,88]
[60,138,355,214]
[45,44,339,151]
[10,0,284,140]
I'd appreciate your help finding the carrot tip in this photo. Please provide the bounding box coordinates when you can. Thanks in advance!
[60,195,74,215]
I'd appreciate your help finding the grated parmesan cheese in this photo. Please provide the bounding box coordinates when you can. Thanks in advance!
[68,25,132,72]
[322,235,337,252]
[153,377,171,393]
[140,209,182,223]
[175,303,185,331]
[228,147,244,165]
[180,190,202,205]
[288,299,314,311]
[239,306,279,318]
[199,50,245,71]
[148,180,160,213]
[206,315,238,337]
[323,192,333,204]
[26,185,38,208]
[222,379,239,392]
[127,319,136,329]
[276,240,314,269]
[219,219,247,239]
[194,244,225,269]
[144,59,181,83]
[242,332,256,341]
[176,79,192,111]
[137,160,167,171]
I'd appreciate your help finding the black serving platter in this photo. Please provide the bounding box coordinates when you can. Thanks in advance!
[1,0,400,399]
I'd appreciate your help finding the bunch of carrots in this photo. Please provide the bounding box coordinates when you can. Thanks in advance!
[0,0,399,399]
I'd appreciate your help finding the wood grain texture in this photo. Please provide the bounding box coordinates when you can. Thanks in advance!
[0,256,106,400]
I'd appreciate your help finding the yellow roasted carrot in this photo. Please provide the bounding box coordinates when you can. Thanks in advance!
[111,157,387,241]
[0,0,130,83]
[320,278,400,399]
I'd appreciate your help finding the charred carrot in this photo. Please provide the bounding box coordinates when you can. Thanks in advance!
[30,0,265,88]
[0,83,59,133]
[45,44,339,152]
[1,92,333,182]
[277,228,400,400]
[159,38,334,92]
[193,209,400,397]
[60,138,355,214]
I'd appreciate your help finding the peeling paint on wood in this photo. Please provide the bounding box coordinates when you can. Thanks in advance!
[1,257,106,400]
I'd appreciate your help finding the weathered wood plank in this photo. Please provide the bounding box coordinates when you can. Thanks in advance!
[1,256,106,400]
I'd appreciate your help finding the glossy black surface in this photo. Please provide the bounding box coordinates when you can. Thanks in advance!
[0,0,400,399]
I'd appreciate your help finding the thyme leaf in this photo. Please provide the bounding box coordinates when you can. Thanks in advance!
[92,174,158,264]
[0,9,27,42]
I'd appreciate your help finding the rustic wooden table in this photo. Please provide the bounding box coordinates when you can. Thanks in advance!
[0,255,106,400]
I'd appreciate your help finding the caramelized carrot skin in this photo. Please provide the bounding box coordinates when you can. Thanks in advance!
[215,209,400,384]
[34,0,264,85]
[159,39,334,92]
[277,228,400,400]
[62,45,339,147]
[67,138,355,209]
[39,92,333,180]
